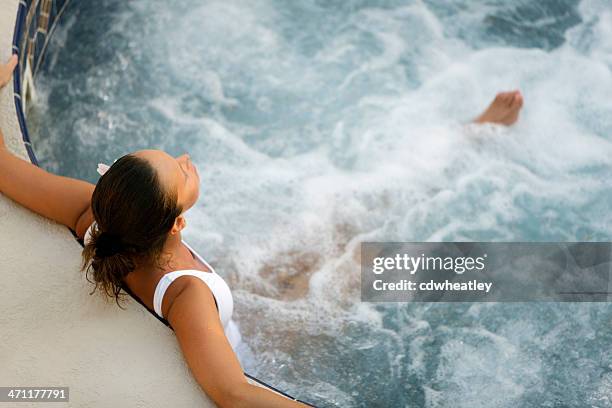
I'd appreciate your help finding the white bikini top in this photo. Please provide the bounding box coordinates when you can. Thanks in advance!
[83,222,240,349]
[152,239,234,327]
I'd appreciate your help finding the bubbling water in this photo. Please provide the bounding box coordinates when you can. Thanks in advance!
[28,0,612,406]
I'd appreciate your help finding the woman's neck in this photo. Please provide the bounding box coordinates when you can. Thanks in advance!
[130,231,188,276]
[124,231,192,302]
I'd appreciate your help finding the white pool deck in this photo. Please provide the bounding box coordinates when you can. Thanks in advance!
[0,1,286,406]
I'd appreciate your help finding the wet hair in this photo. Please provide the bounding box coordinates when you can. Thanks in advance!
[81,153,184,308]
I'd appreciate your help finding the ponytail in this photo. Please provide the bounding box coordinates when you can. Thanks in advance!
[81,223,139,308]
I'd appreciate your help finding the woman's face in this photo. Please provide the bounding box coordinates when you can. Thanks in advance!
[133,149,201,212]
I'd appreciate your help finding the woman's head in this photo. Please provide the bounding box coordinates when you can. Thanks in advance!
[81,149,201,306]
[135,149,201,212]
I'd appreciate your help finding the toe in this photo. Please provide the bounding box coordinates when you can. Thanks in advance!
[515,91,523,107]
[506,92,517,107]
[515,93,523,108]
[494,91,513,106]
[499,91,515,106]
[510,92,523,109]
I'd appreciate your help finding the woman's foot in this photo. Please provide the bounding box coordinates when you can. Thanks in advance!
[474,90,523,126]
[0,55,18,89]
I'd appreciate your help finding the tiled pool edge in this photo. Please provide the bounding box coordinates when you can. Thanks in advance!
[11,0,73,166]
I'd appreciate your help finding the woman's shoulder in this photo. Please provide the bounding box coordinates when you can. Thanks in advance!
[161,275,219,322]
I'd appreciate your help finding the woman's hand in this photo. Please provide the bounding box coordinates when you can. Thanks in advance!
[0,55,18,89]
[0,55,18,148]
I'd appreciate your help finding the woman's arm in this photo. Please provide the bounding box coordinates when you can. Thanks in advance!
[168,279,308,408]
[0,132,95,239]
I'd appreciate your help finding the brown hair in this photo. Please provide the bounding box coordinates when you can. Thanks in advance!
[81,153,183,308]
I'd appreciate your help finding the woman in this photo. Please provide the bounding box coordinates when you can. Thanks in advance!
[0,55,522,407]
[0,55,308,407]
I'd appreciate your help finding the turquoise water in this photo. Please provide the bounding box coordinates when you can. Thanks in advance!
[28,0,612,406]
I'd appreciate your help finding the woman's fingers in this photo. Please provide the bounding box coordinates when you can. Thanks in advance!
[0,55,18,89]
[0,55,18,148]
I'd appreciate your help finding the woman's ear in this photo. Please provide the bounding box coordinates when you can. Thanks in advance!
[170,215,187,235]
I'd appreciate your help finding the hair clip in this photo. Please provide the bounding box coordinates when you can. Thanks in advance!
[96,163,110,176]
[96,159,118,176]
